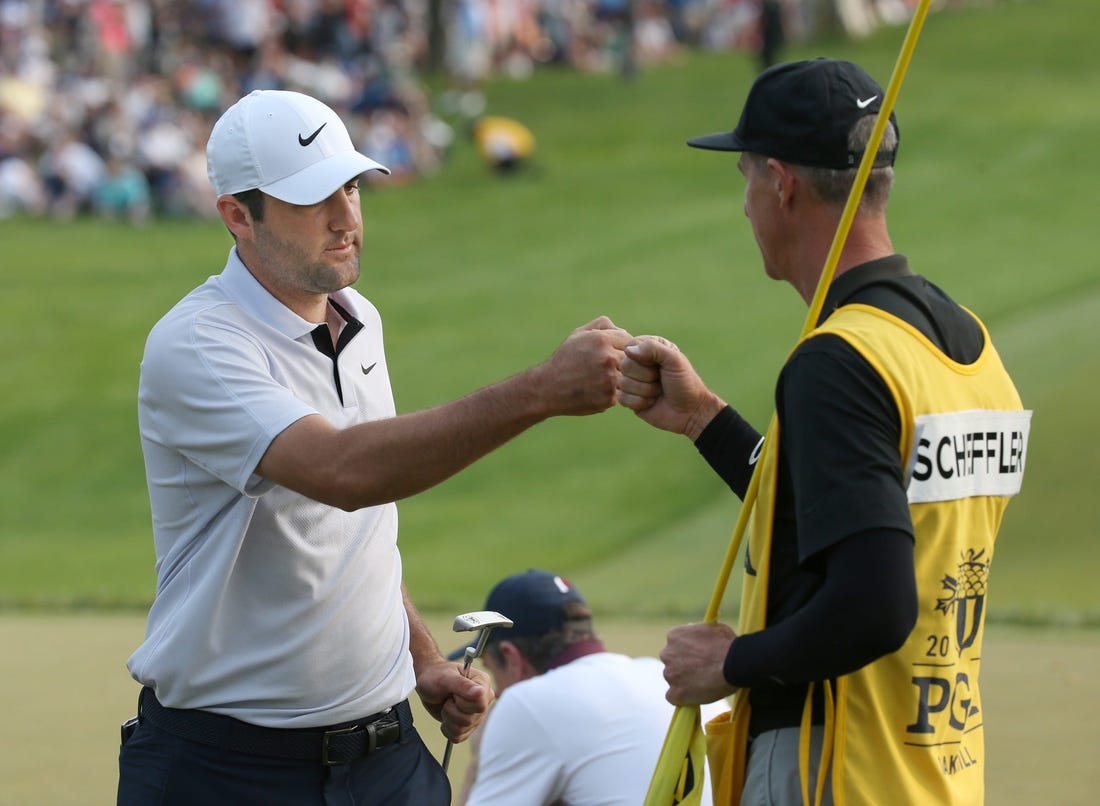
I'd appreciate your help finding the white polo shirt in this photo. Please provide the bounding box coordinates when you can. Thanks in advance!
[466,653,728,806]
[129,247,414,728]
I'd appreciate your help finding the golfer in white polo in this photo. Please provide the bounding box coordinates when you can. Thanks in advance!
[119,89,632,805]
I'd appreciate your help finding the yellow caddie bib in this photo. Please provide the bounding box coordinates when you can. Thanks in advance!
[718,304,1031,806]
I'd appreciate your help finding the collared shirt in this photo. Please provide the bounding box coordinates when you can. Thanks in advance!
[467,653,728,806]
[130,247,414,728]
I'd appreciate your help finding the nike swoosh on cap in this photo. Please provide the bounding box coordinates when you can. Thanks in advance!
[856,95,879,109]
[298,123,327,146]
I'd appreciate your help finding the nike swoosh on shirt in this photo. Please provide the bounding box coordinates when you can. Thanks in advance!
[362,362,377,375]
[298,123,327,146]
[856,96,878,109]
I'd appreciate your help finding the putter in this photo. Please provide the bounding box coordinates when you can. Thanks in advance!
[441,610,513,772]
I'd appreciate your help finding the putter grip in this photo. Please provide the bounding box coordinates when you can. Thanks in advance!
[461,645,477,675]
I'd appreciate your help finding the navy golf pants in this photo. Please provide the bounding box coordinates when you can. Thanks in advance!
[116,713,451,805]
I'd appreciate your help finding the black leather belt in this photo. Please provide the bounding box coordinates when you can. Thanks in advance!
[138,687,407,766]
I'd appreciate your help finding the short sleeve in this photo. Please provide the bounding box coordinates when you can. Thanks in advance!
[139,313,316,494]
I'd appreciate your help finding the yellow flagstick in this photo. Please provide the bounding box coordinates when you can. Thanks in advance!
[644,2,935,803]
[803,1,934,336]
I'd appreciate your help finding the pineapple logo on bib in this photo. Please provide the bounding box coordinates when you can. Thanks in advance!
[935,548,990,652]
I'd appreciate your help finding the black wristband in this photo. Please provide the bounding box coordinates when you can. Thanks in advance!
[722,638,742,688]
[694,405,763,499]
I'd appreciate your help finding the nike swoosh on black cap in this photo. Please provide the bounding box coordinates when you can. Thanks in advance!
[687,58,898,170]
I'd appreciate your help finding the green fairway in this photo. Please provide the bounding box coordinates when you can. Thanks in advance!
[3,614,1099,805]
[2,0,1099,629]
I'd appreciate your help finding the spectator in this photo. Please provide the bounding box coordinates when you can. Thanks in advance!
[757,0,785,71]
[40,133,106,218]
[454,570,729,806]
[92,153,152,223]
[470,114,536,174]
[2,0,831,222]
[0,152,47,217]
[0,117,47,216]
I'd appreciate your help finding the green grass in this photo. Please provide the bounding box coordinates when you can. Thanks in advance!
[6,615,1100,805]
[2,0,1099,624]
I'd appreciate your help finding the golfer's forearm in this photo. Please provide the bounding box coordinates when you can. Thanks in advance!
[404,584,445,675]
[264,371,553,510]
[694,405,763,498]
[338,373,549,505]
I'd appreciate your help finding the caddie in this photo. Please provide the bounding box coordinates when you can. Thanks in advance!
[618,58,1031,805]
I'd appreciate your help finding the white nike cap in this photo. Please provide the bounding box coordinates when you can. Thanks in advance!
[206,90,389,206]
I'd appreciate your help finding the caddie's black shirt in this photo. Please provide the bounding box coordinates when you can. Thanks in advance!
[695,254,984,734]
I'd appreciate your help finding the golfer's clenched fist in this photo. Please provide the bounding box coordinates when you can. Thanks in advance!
[532,316,633,416]
[416,659,494,743]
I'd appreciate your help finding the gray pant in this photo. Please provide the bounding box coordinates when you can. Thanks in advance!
[740,726,833,806]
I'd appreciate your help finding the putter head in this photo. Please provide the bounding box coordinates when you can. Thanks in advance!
[452,610,513,633]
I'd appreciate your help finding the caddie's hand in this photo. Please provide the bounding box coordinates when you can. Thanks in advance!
[660,622,739,705]
[537,316,632,416]
[618,336,725,440]
[415,660,494,743]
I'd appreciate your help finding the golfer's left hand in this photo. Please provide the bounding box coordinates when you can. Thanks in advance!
[416,660,494,743]
[660,622,739,705]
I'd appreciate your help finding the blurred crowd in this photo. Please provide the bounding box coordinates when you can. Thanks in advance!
[0,0,917,222]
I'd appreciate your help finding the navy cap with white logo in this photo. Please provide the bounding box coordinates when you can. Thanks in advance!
[447,570,588,660]
[688,58,899,169]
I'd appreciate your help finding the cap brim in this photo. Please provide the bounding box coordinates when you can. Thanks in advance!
[260,151,390,206]
[686,131,744,152]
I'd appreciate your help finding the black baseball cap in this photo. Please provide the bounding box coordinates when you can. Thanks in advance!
[688,58,899,169]
[447,570,588,660]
